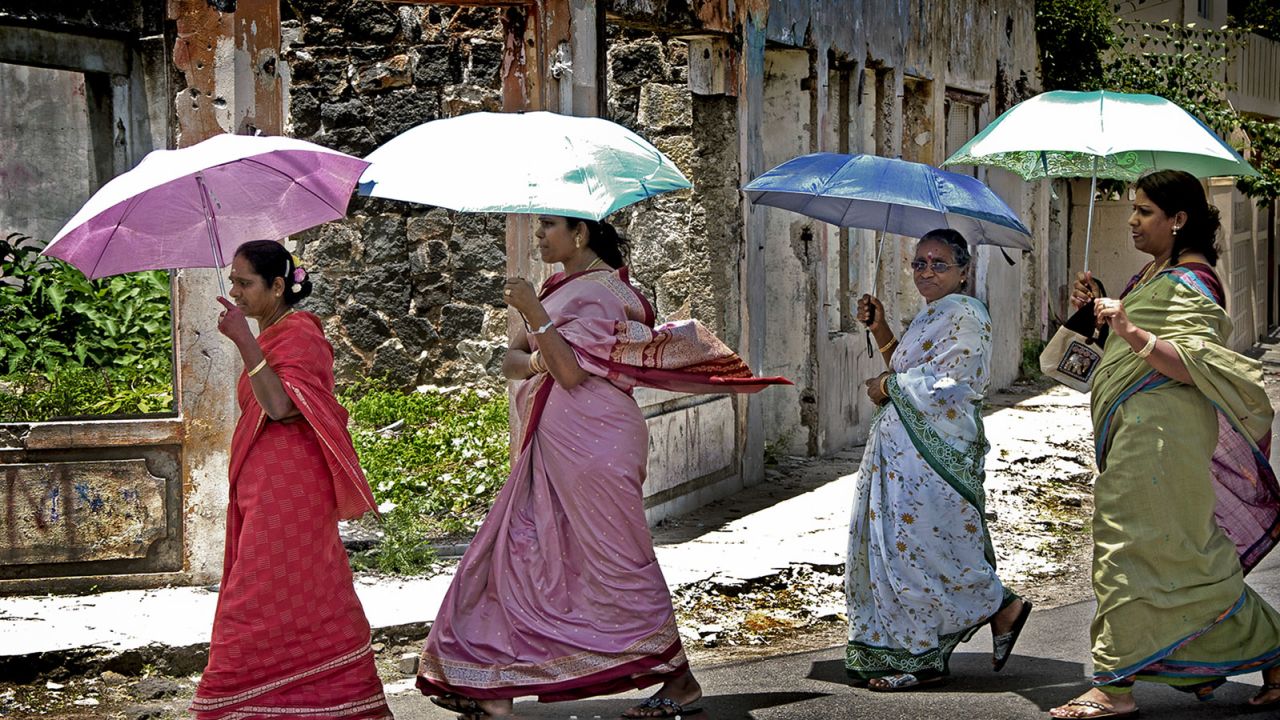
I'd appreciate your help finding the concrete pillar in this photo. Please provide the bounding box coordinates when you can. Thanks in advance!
[168,0,284,583]
[737,11,767,487]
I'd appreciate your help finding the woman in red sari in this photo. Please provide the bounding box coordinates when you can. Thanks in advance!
[192,240,392,720]
[419,217,788,718]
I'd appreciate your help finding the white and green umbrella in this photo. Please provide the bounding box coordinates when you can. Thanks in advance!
[944,90,1257,270]
[357,111,690,221]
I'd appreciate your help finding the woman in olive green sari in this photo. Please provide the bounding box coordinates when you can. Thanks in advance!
[1050,170,1280,719]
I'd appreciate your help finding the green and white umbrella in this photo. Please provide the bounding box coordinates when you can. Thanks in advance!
[944,90,1257,270]
[357,111,690,221]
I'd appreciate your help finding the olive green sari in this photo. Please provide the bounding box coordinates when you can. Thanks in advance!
[1089,264,1280,696]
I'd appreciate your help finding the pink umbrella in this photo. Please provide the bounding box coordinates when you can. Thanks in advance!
[42,133,369,294]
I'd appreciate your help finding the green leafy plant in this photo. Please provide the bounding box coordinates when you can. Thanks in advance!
[0,232,174,420]
[341,381,510,536]
[1020,338,1046,381]
[1034,2,1280,200]
[339,382,510,575]
[348,502,439,575]
[1036,0,1115,92]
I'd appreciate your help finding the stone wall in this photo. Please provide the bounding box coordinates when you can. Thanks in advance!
[605,27,740,344]
[281,8,742,392]
[281,1,510,390]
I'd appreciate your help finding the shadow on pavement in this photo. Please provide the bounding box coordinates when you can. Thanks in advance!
[496,691,830,719]
[805,650,1269,719]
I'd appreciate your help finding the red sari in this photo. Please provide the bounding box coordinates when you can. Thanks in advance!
[191,312,391,720]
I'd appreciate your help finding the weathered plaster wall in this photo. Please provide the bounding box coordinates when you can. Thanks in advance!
[0,65,93,243]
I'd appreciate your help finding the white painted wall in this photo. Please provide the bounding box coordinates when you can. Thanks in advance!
[760,48,815,455]
[0,63,94,243]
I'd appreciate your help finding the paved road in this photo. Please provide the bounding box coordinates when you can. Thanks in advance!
[385,551,1280,719]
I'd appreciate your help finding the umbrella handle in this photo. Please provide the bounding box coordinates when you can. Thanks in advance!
[864,304,876,357]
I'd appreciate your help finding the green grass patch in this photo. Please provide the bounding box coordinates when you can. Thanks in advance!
[340,381,511,574]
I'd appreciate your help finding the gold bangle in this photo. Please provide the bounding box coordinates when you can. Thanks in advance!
[877,336,898,353]
[1135,332,1158,359]
[879,373,890,398]
[247,358,268,377]
[529,350,545,374]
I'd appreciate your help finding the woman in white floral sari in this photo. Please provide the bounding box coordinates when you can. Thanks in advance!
[846,229,1031,691]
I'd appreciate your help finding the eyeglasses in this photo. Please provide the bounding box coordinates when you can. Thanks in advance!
[910,259,966,274]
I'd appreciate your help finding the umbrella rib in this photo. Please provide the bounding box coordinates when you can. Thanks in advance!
[88,190,149,280]
[239,156,349,217]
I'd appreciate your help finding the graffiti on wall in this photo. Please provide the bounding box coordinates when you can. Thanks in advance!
[1,460,165,566]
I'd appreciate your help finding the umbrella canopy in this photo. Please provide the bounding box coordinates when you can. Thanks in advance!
[357,111,691,220]
[743,152,1032,250]
[943,90,1258,273]
[43,134,369,285]
[943,90,1258,181]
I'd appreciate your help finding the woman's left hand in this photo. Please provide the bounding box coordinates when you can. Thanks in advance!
[503,277,541,317]
[1092,297,1139,339]
[865,372,890,405]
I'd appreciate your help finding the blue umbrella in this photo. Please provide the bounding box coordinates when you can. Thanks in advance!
[743,152,1032,250]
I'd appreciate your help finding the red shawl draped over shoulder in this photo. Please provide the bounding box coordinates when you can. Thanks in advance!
[514,267,789,450]
[228,311,377,521]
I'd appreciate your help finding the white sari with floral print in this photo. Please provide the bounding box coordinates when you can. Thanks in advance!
[845,293,1010,678]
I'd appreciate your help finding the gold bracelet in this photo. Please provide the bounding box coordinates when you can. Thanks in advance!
[877,336,898,353]
[529,350,545,374]
[879,373,890,398]
[1135,332,1158,359]
[247,358,268,377]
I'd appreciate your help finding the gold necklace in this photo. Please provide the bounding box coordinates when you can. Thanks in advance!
[584,257,605,272]
[1135,258,1171,290]
[262,306,293,330]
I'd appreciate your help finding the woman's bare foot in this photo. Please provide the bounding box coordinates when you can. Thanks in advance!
[990,598,1026,636]
[1249,666,1280,707]
[1049,688,1138,718]
[622,670,703,718]
[476,698,514,716]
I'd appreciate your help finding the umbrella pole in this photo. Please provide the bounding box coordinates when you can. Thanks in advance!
[196,174,229,297]
[1082,156,1098,275]
[866,231,887,356]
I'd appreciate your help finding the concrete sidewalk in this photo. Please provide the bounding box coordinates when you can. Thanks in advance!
[0,452,862,670]
[0,381,1092,679]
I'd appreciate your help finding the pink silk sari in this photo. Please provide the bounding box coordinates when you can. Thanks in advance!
[192,312,390,719]
[417,268,787,702]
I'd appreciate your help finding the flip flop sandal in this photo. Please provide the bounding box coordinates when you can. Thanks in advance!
[1052,699,1139,719]
[621,696,705,718]
[1248,682,1280,710]
[992,599,1033,671]
[431,695,484,715]
[866,672,948,692]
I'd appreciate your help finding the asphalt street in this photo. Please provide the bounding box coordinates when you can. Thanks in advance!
[386,551,1280,719]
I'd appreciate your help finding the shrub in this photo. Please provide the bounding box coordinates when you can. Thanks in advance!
[341,381,510,538]
[0,232,174,420]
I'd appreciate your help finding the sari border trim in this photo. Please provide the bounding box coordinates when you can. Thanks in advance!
[416,632,686,700]
[1094,371,1168,467]
[209,693,391,718]
[844,622,983,677]
[190,642,376,711]
[517,374,554,452]
[885,374,996,565]
[1092,592,1246,685]
[1167,265,1220,304]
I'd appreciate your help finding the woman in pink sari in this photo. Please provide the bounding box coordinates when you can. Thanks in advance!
[419,216,786,718]
[192,240,391,720]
